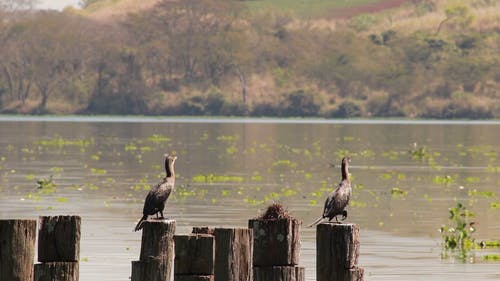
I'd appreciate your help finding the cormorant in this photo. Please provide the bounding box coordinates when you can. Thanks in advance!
[308,156,351,227]
[134,154,177,232]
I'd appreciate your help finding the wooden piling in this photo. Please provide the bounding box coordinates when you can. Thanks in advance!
[38,216,81,262]
[214,228,253,281]
[132,259,172,281]
[175,234,215,275]
[132,219,176,281]
[249,217,304,281]
[34,262,79,281]
[316,223,364,281]
[0,219,36,281]
[35,216,81,281]
[175,276,214,281]
[253,266,305,281]
[192,227,215,235]
[248,218,301,266]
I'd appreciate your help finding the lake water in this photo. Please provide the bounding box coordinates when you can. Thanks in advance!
[0,117,499,280]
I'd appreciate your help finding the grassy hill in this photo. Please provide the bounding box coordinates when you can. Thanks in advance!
[78,0,409,20]
[2,0,498,118]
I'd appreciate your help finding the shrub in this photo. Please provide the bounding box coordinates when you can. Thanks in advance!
[366,91,406,117]
[328,100,362,118]
[221,102,249,116]
[251,103,282,117]
[282,90,320,117]
[419,95,494,119]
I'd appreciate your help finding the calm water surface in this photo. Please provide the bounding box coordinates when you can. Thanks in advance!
[0,117,499,280]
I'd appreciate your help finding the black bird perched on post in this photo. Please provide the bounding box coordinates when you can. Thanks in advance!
[308,156,352,227]
[134,154,177,232]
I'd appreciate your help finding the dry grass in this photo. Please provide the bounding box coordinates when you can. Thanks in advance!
[81,0,161,21]
[258,202,293,220]
[292,1,499,35]
[364,1,500,35]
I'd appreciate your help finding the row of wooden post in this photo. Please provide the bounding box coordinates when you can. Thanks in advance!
[0,216,80,281]
[0,216,363,281]
[131,218,363,281]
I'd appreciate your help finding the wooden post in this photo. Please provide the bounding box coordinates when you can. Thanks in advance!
[34,262,78,281]
[192,227,215,235]
[132,219,176,281]
[174,234,215,281]
[214,228,253,281]
[316,223,364,281]
[249,218,304,281]
[132,259,172,281]
[175,234,215,274]
[248,218,301,266]
[35,216,81,281]
[253,266,305,281]
[38,216,81,262]
[0,219,36,281]
[175,276,214,281]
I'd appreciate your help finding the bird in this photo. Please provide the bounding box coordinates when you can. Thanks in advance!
[134,154,177,232]
[308,156,352,227]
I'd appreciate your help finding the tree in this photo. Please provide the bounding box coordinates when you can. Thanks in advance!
[435,5,473,35]
[0,0,38,11]
[27,12,91,113]
[138,0,245,84]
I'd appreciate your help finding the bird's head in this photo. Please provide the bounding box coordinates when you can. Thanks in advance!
[342,156,351,165]
[165,154,177,163]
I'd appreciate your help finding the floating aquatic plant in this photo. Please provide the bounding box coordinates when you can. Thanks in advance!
[440,202,477,261]
[480,240,500,248]
[391,187,408,198]
[483,254,500,261]
[51,167,64,173]
[90,168,107,175]
[382,150,401,160]
[350,200,367,207]
[147,134,171,144]
[490,202,500,209]
[409,143,429,160]
[433,175,456,184]
[226,146,238,155]
[35,136,91,148]
[216,135,239,142]
[36,175,57,193]
[56,197,68,203]
[468,189,495,198]
[192,174,244,183]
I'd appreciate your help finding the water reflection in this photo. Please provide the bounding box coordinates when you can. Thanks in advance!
[0,118,499,281]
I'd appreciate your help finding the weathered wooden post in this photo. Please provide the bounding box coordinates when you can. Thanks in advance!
[317,223,364,281]
[174,233,215,281]
[214,227,253,281]
[131,219,176,281]
[35,215,81,281]
[0,219,37,281]
[249,203,305,281]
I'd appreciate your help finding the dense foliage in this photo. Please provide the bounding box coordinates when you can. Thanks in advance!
[0,0,498,118]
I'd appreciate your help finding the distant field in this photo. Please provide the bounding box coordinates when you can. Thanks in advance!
[243,0,405,18]
[83,0,409,20]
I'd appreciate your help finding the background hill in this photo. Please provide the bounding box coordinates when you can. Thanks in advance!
[0,0,498,118]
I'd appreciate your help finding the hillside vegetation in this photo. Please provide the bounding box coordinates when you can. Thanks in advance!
[0,0,498,118]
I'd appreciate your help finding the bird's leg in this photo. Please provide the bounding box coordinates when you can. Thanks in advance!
[334,216,339,223]
[160,210,165,219]
[341,210,348,221]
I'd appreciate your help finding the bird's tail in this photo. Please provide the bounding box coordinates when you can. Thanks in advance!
[307,216,324,228]
[134,215,148,232]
